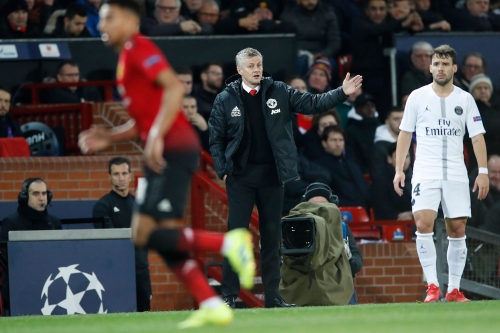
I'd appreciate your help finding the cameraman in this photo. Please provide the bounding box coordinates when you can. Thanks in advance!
[0,178,61,314]
[302,182,363,304]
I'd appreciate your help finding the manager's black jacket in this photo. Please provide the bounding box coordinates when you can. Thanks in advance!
[209,75,349,183]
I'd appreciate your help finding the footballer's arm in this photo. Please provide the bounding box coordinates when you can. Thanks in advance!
[471,133,489,200]
[144,68,185,173]
[393,130,413,196]
[79,118,139,154]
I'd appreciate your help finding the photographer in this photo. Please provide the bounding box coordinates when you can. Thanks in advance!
[302,182,363,304]
[0,178,61,314]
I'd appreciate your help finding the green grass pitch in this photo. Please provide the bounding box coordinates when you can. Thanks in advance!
[1,301,499,333]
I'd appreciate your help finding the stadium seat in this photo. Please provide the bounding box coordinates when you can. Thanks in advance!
[337,55,353,79]
[339,206,381,240]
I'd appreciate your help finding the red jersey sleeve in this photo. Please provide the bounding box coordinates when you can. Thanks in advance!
[130,37,171,83]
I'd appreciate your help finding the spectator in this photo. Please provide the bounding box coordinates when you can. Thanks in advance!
[345,93,381,173]
[313,125,371,209]
[351,0,423,116]
[467,74,500,165]
[371,106,404,175]
[175,66,194,95]
[300,109,340,161]
[391,0,451,31]
[192,62,223,120]
[0,178,62,314]
[180,0,203,20]
[182,95,209,151]
[0,0,42,39]
[443,0,500,31]
[76,0,101,36]
[41,61,102,104]
[92,158,151,312]
[414,0,451,29]
[457,52,487,91]
[50,3,91,38]
[371,142,413,220]
[306,57,332,94]
[0,87,22,138]
[287,76,309,145]
[401,41,433,97]
[336,86,363,128]
[140,0,211,36]
[281,0,341,66]
[25,0,54,29]
[196,0,265,34]
[476,155,500,233]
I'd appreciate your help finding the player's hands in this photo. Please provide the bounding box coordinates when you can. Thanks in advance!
[342,72,362,96]
[473,174,489,200]
[239,15,259,31]
[144,134,166,174]
[393,171,406,196]
[180,20,202,35]
[78,125,111,154]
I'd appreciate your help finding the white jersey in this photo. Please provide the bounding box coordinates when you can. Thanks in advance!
[400,84,485,183]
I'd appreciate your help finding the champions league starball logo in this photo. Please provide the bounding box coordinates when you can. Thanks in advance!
[40,264,107,315]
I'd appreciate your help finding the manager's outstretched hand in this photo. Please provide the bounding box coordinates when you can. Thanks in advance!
[342,72,363,96]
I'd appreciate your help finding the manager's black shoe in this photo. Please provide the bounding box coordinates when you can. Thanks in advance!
[222,295,236,309]
[265,297,296,308]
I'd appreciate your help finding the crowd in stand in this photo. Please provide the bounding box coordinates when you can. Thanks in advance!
[1,0,500,231]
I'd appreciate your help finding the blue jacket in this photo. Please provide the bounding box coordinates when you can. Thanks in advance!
[77,0,101,37]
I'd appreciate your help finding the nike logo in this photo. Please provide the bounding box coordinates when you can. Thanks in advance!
[113,207,120,212]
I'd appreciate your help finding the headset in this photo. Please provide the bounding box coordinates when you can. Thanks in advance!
[301,182,339,206]
[18,178,53,206]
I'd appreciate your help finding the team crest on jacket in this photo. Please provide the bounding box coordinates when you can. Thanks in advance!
[455,106,463,115]
[266,98,277,109]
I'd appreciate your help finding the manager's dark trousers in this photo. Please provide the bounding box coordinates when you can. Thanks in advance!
[222,163,284,299]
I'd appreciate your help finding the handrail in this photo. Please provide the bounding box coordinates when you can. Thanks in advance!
[23,80,116,104]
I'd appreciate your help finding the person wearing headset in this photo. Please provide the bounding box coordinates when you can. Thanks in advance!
[0,177,61,315]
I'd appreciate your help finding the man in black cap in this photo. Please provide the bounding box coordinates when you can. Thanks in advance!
[301,182,363,304]
[345,92,381,173]
[0,0,42,39]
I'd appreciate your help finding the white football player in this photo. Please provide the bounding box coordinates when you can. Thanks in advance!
[394,44,489,303]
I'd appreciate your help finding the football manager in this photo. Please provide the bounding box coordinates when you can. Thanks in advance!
[209,47,362,308]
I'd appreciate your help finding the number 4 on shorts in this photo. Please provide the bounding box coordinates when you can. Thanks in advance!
[413,183,421,196]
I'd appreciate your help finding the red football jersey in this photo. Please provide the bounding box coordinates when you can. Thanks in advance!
[116,34,199,152]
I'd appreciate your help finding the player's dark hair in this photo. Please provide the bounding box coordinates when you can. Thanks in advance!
[321,125,344,142]
[462,52,488,72]
[312,109,341,129]
[387,142,398,157]
[175,66,193,76]
[56,60,79,75]
[430,44,457,65]
[65,3,87,20]
[104,0,144,17]
[200,62,222,74]
[108,157,131,174]
[387,106,404,117]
